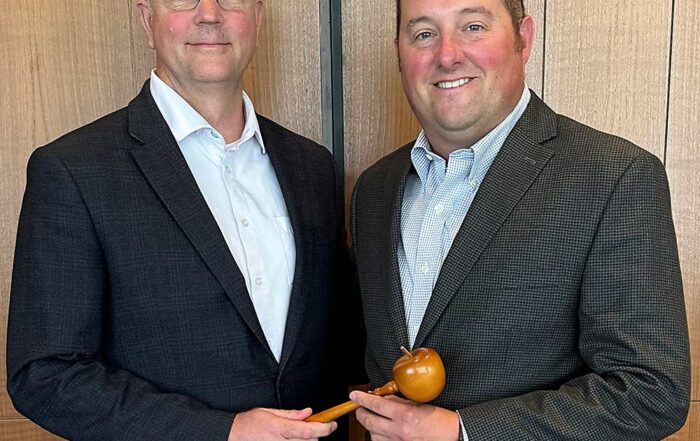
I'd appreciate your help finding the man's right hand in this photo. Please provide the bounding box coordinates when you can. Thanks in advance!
[229,407,337,441]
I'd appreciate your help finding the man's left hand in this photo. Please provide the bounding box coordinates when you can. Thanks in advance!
[350,391,460,441]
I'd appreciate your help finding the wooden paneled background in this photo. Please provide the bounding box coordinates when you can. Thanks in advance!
[0,0,697,439]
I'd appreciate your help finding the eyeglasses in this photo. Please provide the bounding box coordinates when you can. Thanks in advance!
[159,0,249,12]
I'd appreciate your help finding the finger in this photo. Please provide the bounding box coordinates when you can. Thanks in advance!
[383,394,416,405]
[265,407,313,420]
[281,420,337,440]
[355,406,393,439]
[350,391,401,419]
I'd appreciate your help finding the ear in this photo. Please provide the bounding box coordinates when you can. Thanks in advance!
[394,36,402,72]
[518,15,535,65]
[136,0,156,50]
[255,1,265,38]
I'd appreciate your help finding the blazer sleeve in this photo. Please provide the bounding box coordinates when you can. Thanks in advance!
[6,148,234,441]
[456,152,690,440]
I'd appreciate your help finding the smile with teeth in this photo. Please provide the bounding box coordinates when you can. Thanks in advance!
[436,77,473,89]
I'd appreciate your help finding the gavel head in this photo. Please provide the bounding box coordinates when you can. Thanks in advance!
[392,347,446,403]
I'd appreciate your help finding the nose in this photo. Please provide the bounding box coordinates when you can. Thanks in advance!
[437,33,464,69]
[194,0,223,23]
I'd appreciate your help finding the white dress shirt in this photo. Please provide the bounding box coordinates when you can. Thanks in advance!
[149,71,295,362]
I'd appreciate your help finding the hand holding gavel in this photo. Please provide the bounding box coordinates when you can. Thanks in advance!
[305,346,446,423]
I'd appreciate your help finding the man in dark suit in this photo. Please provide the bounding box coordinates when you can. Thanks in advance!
[6,0,361,440]
[349,0,690,439]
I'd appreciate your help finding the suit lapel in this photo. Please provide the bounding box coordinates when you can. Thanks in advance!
[259,118,310,371]
[126,83,271,355]
[413,94,558,348]
[384,147,414,349]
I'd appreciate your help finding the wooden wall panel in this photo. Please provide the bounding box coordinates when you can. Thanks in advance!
[543,0,672,159]
[666,0,700,401]
[342,0,420,209]
[243,0,322,143]
[3,0,698,439]
[0,1,34,421]
[523,0,545,96]
[0,420,65,441]
[666,402,700,440]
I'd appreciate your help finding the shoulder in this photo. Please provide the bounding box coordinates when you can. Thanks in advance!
[546,112,664,184]
[256,114,339,178]
[520,93,661,177]
[356,142,413,190]
[555,114,651,159]
[31,106,132,165]
[257,115,330,156]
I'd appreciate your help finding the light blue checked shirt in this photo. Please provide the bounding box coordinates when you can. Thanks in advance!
[398,86,531,348]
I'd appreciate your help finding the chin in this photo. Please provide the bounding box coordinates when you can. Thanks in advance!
[190,71,235,84]
[435,116,474,132]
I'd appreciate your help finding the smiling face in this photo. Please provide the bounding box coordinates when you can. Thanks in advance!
[396,0,533,154]
[137,0,263,94]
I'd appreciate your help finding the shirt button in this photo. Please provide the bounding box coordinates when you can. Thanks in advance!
[420,263,430,274]
[225,165,232,174]
[255,277,264,286]
[435,204,444,215]
[241,218,250,227]
[470,180,478,189]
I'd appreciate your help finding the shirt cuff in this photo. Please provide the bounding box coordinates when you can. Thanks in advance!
[456,410,469,441]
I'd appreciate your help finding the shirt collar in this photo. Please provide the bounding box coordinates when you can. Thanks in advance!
[410,85,531,185]
[149,70,266,153]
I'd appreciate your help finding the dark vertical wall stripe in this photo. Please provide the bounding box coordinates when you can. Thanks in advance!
[541,0,547,101]
[320,0,345,186]
[663,0,676,167]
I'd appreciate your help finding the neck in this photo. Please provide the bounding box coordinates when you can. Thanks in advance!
[425,130,482,160]
[158,72,246,144]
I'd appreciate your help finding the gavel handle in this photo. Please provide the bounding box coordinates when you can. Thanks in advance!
[305,400,359,423]
[305,381,399,423]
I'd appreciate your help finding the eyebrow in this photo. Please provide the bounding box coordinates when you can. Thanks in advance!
[406,7,496,31]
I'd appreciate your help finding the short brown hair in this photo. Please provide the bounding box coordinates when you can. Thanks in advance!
[396,0,526,38]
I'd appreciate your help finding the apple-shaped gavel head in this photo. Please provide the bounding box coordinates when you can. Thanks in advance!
[391,347,446,403]
[304,346,446,423]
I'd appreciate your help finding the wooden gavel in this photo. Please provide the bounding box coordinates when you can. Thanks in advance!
[306,346,446,423]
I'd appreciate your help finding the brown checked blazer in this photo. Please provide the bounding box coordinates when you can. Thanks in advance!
[7,81,362,441]
[350,92,690,440]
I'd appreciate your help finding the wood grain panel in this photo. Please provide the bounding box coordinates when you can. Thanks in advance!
[0,0,34,420]
[0,419,65,441]
[342,0,420,210]
[544,0,672,159]
[0,0,154,421]
[666,0,700,401]
[523,0,545,96]
[665,402,700,440]
[243,0,322,143]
